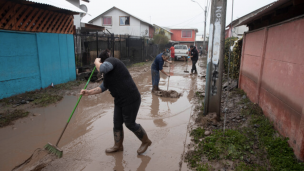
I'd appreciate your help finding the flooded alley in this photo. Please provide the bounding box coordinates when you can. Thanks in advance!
[0,58,206,171]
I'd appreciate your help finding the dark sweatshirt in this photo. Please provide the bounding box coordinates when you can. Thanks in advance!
[191,47,199,61]
[100,57,140,106]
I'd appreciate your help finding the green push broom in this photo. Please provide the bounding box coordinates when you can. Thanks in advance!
[44,67,96,158]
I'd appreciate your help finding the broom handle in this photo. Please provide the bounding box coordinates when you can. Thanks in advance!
[167,63,171,91]
[56,67,96,146]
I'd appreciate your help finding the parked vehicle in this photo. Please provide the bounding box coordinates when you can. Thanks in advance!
[173,45,188,61]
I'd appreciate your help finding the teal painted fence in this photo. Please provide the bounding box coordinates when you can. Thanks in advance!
[0,30,76,99]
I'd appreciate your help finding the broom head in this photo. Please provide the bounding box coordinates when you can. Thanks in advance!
[184,71,189,73]
[44,142,63,158]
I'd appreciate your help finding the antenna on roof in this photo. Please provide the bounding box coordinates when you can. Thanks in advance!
[80,4,88,20]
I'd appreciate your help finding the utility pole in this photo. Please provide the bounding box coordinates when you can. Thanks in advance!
[203,6,207,54]
[203,0,227,119]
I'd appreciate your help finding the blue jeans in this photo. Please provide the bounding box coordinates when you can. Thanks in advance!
[151,69,160,87]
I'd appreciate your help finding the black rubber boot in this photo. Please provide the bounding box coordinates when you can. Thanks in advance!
[152,85,158,93]
[105,129,124,153]
[133,125,152,155]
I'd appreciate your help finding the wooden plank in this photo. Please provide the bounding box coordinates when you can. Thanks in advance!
[0,2,18,28]
[65,20,73,34]
[28,9,46,32]
[58,15,71,34]
[19,8,39,31]
[52,13,65,33]
[3,4,24,30]
[0,0,7,8]
[14,6,33,30]
[0,1,10,15]
[64,16,74,34]
[42,12,57,32]
[37,11,53,32]
[69,17,74,34]
[47,13,62,33]
[56,15,68,33]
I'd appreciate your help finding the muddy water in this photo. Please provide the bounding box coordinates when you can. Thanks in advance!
[0,59,206,171]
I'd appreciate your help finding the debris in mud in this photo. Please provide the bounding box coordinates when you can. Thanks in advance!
[153,90,182,98]
[12,149,57,171]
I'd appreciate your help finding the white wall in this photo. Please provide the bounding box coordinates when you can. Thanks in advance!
[140,22,149,37]
[91,8,149,37]
[232,25,248,38]
[67,0,81,29]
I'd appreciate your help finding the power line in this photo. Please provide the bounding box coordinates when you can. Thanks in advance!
[167,12,204,27]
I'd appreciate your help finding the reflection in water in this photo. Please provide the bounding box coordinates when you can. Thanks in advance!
[151,95,167,127]
[136,155,151,171]
[106,152,125,171]
[187,76,197,102]
[106,152,151,171]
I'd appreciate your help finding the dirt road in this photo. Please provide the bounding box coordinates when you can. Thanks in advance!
[0,58,206,171]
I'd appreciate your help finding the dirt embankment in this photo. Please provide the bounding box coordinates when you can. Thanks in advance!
[184,80,304,170]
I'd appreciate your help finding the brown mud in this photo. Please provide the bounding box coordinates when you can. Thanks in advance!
[153,90,182,98]
[1,58,207,171]
[12,149,56,171]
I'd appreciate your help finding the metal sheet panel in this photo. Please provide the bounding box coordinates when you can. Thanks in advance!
[25,0,85,13]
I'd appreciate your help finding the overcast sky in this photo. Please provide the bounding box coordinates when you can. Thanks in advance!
[81,0,277,36]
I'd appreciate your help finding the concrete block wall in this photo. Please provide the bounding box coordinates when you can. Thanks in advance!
[0,30,76,99]
[239,17,304,160]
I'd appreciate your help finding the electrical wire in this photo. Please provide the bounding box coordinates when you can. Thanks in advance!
[167,12,204,27]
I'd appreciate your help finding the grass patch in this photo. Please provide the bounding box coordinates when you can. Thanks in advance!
[32,94,63,107]
[132,62,147,67]
[250,113,304,170]
[191,127,205,143]
[53,80,83,90]
[186,88,304,170]
[0,109,29,127]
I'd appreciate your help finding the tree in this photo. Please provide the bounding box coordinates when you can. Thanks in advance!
[152,30,169,46]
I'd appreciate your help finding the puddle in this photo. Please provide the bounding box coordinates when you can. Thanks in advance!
[1,59,206,171]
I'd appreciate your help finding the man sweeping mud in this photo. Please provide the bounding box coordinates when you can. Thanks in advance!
[80,49,152,155]
[151,52,172,92]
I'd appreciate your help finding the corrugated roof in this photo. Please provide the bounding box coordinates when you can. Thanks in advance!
[235,0,290,27]
[89,6,153,27]
[169,28,199,32]
[153,24,173,34]
[25,0,86,13]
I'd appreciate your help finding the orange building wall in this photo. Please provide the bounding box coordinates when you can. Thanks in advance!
[170,29,196,42]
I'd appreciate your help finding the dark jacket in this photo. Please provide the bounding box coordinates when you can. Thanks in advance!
[151,53,164,71]
[104,57,140,106]
[191,46,198,61]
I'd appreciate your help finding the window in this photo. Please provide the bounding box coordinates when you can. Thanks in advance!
[119,16,130,26]
[103,16,112,25]
[181,30,192,38]
[174,45,187,49]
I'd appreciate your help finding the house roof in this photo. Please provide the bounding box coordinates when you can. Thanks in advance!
[229,0,290,27]
[89,6,153,27]
[24,0,86,13]
[168,28,199,32]
[153,24,173,34]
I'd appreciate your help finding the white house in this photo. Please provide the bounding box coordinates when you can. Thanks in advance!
[88,6,154,37]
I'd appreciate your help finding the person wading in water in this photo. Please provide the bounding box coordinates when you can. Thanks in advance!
[151,52,172,92]
[80,49,152,154]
